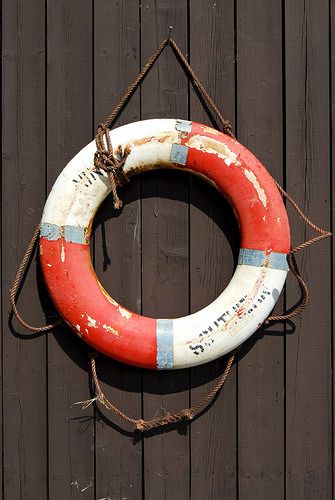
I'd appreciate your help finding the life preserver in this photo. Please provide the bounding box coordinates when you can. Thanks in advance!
[39,119,290,369]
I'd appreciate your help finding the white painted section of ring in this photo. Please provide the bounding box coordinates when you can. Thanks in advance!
[243,168,268,208]
[41,120,179,229]
[185,134,240,166]
[172,265,287,369]
[41,118,288,369]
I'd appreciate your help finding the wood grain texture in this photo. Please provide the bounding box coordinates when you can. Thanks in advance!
[332,1,335,496]
[285,1,332,498]
[236,1,285,498]
[93,2,142,499]
[189,2,238,499]
[1,1,334,498]
[2,1,47,498]
[140,2,190,499]
[46,1,94,498]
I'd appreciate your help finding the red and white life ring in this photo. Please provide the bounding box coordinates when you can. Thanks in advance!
[39,119,290,369]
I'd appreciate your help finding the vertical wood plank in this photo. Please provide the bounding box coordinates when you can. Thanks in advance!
[332,1,335,496]
[237,1,285,498]
[2,0,47,498]
[189,2,238,499]
[46,2,94,498]
[93,2,142,499]
[285,1,332,497]
[140,2,190,499]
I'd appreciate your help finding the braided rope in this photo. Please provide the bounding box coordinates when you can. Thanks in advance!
[89,352,235,431]
[9,224,61,332]
[9,36,332,432]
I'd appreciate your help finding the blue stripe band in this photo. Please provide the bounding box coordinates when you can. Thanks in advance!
[175,119,192,134]
[40,222,87,245]
[238,248,289,271]
[170,144,188,165]
[40,222,62,240]
[156,319,174,369]
[64,225,86,244]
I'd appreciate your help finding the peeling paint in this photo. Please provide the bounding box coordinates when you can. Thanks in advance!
[118,306,132,320]
[185,135,240,166]
[244,169,267,207]
[202,126,220,135]
[98,283,119,306]
[61,242,66,262]
[47,263,52,268]
[132,132,177,147]
[103,324,119,336]
[74,324,82,337]
[87,315,98,328]
[39,244,43,255]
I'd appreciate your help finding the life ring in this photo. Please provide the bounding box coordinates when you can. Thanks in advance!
[39,119,290,369]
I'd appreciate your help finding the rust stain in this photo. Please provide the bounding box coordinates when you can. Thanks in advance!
[132,132,176,147]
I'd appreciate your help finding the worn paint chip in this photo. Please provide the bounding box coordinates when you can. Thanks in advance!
[103,324,119,336]
[118,306,132,320]
[244,169,267,207]
[185,135,240,166]
[60,242,65,262]
[86,315,98,328]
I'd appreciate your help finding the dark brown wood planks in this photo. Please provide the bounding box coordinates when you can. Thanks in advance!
[140,1,190,499]
[189,1,238,499]
[1,1,334,498]
[285,1,332,497]
[236,1,285,498]
[2,1,47,498]
[93,2,142,499]
[46,1,94,498]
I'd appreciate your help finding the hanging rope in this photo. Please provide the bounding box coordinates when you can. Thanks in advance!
[94,126,131,209]
[10,36,332,431]
[83,352,236,431]
[93,36,234,209]
[9,224,61,332]
[265,182,331,324]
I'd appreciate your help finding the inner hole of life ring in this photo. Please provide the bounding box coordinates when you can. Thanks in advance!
[91,169,240,319]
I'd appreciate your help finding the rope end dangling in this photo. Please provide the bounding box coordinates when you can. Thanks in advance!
[94,124,131,210]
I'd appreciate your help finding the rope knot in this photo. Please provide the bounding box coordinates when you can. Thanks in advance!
[94,124,131,209]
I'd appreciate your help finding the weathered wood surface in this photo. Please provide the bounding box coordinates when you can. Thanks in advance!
[1,1,333,498]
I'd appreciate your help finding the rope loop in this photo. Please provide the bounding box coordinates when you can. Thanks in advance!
[9,224,61,332]
[94,123,130,209]
[89,352,235,432]
[10,35,332,432]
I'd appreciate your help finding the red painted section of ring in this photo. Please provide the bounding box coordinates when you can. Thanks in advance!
[39,238,157,369]
[39,120,290,368]
[182,122,290,253]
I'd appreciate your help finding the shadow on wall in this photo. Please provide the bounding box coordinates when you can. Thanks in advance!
[8,169,298,437]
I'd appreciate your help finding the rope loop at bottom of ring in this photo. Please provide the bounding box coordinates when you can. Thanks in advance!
[89,353,235,432]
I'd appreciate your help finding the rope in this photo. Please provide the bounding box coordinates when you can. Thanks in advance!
[9,224,61,332]
[265,182,332,324]
[94,127,131,209]
[88,352,235,431]
[94,36,234,209]
[10,36,332,431]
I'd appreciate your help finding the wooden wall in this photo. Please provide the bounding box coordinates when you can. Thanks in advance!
[2,1,333,498]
